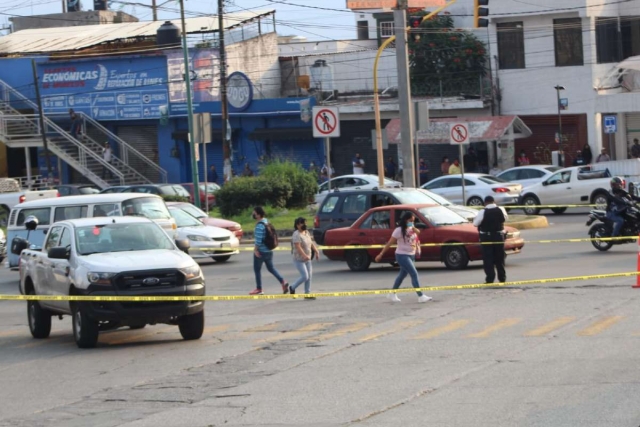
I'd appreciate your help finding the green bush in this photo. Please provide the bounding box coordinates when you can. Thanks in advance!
[216,176,292,217]
[259,160,318,208]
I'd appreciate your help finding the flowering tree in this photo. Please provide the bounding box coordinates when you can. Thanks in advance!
[408,13,488,97]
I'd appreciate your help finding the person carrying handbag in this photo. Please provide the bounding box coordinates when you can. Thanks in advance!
[289,217,319,300]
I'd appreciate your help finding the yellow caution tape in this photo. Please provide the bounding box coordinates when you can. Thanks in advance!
[1,272,638,302]
[474,204,601,209]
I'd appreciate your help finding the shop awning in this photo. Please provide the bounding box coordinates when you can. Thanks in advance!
[248,127,314,141]
[385,115,532,144]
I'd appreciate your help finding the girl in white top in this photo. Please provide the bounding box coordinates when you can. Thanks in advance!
[375,211,432,303]
[289,217,319,299]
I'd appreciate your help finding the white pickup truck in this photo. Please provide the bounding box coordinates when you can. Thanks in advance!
[16,216,205,348]
[0,178,58,214]
[519,166,612,215]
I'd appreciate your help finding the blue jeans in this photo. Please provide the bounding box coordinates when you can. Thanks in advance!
[291,260,312,294]
[393,254,424,297]
[607,211,624,237]
[254,251,285,290]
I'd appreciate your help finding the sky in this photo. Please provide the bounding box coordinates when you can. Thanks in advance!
[0,0,358,40]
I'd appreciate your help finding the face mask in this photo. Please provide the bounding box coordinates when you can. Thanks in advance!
[300,224,307,231]
[406,222,414,228]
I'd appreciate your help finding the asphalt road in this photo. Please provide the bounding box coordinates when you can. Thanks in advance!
[2,210,640,426]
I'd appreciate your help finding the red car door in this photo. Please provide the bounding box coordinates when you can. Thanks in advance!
[353,209,393,259]
[393,208,436,261]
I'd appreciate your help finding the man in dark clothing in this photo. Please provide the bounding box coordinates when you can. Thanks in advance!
[606,177,640,237]
[572,151,587,166]
[632,139,640,158]
[208,165,218,184]
[385,157,396,179]
[473,196,508,283]
[418,158,429,185]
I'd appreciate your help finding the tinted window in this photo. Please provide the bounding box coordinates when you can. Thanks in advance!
[57,187,70,196]
[54,205,88,222]
[498,170,518,182]
[341,194,368,214]
[321,196,340,213]
[361,211,391,229]
[523,169,545,179]
[371,194,394,208]
[58,227,72,249]
[44,226,62,251]
[16,208,51,226]
[93,204,119,217]
[425,178,448,190]
[447,178,462,187]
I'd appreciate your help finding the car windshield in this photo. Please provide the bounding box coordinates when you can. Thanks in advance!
[78,187,100,195]
[419,206,468,226]
[75,223,174,255]
[170,208,204,227]
[478,175,509,184]
[121,197,171,220]
[177,204,207,218]
[405,188,453,206]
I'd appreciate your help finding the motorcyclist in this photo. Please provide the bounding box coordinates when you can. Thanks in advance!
[606,177,640,237]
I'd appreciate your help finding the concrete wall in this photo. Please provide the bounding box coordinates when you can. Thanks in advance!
[228,32,280,99]
[10,11,138,32]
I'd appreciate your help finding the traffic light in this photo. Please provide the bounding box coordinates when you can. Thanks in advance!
[409,16,422,42]
[474,0,489,28]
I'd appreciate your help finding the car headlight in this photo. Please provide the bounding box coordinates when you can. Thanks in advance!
[87,272,116,285]
[187,235,210,241]
[229,225,241,231]
[180,264,202,280]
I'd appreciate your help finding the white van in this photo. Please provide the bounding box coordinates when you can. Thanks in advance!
[7,193,176,269]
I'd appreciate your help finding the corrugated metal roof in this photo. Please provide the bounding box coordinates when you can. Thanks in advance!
[0,10,274,55]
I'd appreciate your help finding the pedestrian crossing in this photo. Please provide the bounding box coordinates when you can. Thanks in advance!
[0,315,638,349]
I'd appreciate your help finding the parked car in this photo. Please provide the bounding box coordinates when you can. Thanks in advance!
[99,186,130,194]
[315,174,402,205]
[16,216,204,348]
[123,184,192,201]
[56,184,100,196]
[313,188,477,245]
[181,183,217,207]
[165,201,243,240]
[519,166,612,215]
[323,204,524,271]
[0,178,58,213]
[421,174,522,207]
[497,165,561,188]
[169,206,239,262]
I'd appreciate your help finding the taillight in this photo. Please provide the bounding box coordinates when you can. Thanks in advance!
[314,215,319,228]
[492,187,509,193]
[18,195,25,203]
[56,192,60,197]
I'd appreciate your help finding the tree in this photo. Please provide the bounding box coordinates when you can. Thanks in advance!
[408,13,488,97]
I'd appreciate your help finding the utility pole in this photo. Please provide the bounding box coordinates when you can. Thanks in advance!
[218,0,230,169]
[179,0,200,208]
[394,0,415,188]
[152,0,158,21]
[555,85,565,167]
[31,59,52,184]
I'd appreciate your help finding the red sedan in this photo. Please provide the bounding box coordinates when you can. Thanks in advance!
[323,204,524,271]
[166,201,243,240]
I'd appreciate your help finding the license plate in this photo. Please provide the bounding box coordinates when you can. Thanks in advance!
[221,243,230,247]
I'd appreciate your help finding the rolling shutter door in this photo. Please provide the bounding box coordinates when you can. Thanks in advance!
[198,141,224,182]
[626,113,640,158]
[116,126,159,182]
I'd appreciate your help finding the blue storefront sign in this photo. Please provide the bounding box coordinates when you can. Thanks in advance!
[38,56,169,120]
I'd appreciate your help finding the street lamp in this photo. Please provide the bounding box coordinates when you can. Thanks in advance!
[555,85,565,167]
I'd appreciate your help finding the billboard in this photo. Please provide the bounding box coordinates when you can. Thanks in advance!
[346,0,445,8]
[166,48,220,115]
[38,56,169,121]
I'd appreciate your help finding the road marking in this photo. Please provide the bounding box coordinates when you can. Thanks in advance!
[305,322,371,342]
[577,316,624,336]
[466,318,522,338]
[412,320,471,339]
[524,317,576,337]
[203,325,230,334]
[0,329,24,338]
[258,323,334,343]
[244,322,280,332]
[105,326,176,346]
[359,320,424,343]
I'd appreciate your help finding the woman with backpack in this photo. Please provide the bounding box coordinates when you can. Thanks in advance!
[289,217,320,300]
[375,211,433,303]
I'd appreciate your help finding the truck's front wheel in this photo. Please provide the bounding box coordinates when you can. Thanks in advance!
[178,310,204,340]
[27,291,51,339]
[72,304,99,349]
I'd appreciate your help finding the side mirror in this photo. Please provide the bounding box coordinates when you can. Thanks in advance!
[175,239,190,254]
[542,181,548,186]
[48,246,70,260]
[416,223,428,230]
[10,237,29,255]
[24,215,38,231]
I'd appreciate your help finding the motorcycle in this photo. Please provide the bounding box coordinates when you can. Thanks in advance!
[586,201,640,251]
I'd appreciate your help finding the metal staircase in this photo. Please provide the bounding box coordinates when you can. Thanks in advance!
[0,79,167,189]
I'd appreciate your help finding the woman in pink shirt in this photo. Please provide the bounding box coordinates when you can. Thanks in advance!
[375,212,433,303]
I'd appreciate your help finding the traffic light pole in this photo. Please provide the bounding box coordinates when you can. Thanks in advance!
[372,1,456,189]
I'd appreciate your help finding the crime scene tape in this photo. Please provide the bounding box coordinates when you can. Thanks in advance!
[1,272,638,302]
[474,204,600,209]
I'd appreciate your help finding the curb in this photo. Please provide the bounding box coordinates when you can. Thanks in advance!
[506,215,549,230]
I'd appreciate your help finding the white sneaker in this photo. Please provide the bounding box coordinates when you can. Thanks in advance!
[388,293,401,303]
[418,295,433,303]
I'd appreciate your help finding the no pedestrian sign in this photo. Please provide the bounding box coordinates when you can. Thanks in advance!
[313,106,341,138]
[449,123,470,145]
